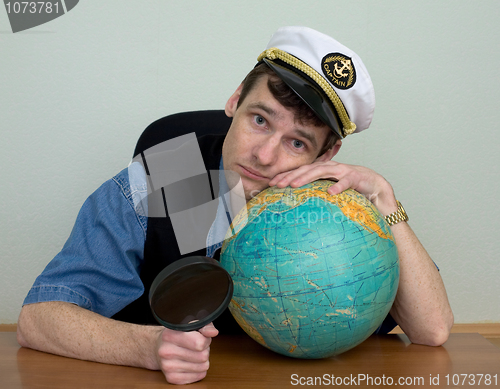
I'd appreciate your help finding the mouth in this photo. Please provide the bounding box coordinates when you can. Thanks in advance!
[239,165,269,181]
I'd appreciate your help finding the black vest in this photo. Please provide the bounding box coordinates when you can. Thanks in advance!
[112,134,241,333]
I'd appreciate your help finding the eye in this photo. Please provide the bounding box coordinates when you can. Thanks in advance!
[292,139,305,149]
[254,115,266,126]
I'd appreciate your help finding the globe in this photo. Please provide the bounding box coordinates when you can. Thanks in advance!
[220,180,399,359]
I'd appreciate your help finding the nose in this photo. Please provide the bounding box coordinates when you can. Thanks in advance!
[253,134,280,166]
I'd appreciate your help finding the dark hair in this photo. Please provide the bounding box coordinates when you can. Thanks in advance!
[238,63,339,155]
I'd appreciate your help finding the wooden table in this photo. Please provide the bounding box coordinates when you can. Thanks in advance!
[1,332,499,388]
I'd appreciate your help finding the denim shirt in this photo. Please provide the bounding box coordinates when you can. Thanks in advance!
[23,164,150,317]
[23,159,232,318]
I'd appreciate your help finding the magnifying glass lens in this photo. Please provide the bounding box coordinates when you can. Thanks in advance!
[149,256,233,331]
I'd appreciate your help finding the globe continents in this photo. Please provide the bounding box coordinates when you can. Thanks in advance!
[220,180,399,359]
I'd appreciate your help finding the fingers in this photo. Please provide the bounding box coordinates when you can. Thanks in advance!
[269,162,340,189]
[158,342,211,385]
[327,178,350,196]
[163,370,209,386]
[268,171,291,187]
[162,326,216,353]
[161,357,210,385]
[157,324,218,385]
[198,322,219,338]
[267,161,394,210]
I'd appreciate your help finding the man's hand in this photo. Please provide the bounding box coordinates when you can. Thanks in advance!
[155,323,218,385]
[269,160,398,214]
[269,159,454,346]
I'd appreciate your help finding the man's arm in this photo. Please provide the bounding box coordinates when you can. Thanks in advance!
[269,160,454,346]
[17,301,218,385]
[384,221,454,345]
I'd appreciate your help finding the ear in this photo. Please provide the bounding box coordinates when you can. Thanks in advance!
[316,139,342,162]
[225,83,244,118]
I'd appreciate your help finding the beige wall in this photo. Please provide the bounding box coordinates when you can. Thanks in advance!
[1,0,499,323]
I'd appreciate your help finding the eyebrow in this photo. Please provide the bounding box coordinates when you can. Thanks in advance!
[247,102,319,150]
[247,102,280,119]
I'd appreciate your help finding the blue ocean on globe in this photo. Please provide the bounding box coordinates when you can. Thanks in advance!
[220,180,399,359]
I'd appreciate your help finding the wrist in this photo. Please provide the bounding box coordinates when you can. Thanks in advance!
[140,325,165,371]
[369,179,398,216]
[384,200,409,227]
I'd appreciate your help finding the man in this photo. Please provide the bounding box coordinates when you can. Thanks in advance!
[17,26,453,385]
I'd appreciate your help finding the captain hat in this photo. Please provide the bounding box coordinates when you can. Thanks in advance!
[258,26,375,139]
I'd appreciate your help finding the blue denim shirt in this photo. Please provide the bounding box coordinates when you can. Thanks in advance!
[23,164,150,317]
[23,160,232,318]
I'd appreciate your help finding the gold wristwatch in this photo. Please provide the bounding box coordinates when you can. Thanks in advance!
[384,200,409,226]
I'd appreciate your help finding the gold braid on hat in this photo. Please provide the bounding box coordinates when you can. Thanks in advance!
[258,48,356,136]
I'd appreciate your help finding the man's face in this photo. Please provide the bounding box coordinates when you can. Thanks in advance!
[222,75,336,201]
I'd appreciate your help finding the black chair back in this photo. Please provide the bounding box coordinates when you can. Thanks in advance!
[133,110,232,158]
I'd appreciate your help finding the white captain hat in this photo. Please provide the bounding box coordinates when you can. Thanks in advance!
[258,26,375,138]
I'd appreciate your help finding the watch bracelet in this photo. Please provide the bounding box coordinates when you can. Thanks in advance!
[384,200,408,226]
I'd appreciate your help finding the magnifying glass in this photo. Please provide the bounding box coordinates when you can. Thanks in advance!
[149,256,233,332]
